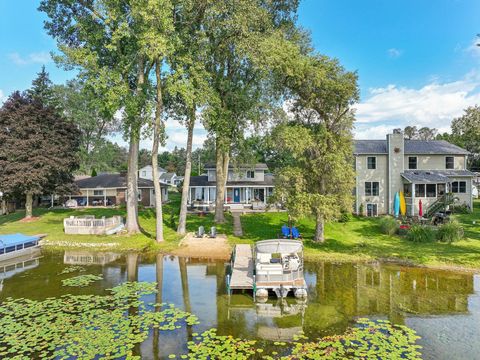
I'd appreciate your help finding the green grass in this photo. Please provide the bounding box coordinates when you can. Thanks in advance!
[1,192,480,269]
[0,192,235,252]
[239,200,480,269]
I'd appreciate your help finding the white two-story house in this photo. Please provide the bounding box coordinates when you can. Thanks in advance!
[354,132,475,216]
[188,163,274,209]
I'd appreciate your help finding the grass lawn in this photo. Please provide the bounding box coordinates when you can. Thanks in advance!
[240,199,480,269]
[0,192,237,252]
[1,191,480,269]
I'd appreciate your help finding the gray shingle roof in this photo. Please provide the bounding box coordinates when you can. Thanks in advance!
[189,174,274,187]
[75,173,162,189]
[354,140,388,154]
[354,140,469,155]
[160,172,176,181]
[401,170,475,183]
[204,163,269,170]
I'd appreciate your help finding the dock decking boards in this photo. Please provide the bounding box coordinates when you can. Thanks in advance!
[230,244,254,290]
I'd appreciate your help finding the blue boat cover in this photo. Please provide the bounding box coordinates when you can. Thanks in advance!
[281,225,290,238]
[0,233,39,247]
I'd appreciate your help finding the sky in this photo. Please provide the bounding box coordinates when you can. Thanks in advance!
[1,0,480,149]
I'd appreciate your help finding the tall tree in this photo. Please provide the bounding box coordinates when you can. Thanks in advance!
[0,92,80,219]
[261,35,359,241]
[201,0,299,223]
[165,0,212,235]
[54,80,119,173]
[444,105,480,169]
[27,66,58,108]
[403,126,418,140]
[41,0,156,233]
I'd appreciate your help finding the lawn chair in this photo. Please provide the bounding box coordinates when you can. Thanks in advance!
[195,226,205,238]
[281,225,290,238]
[210,226,217,238]
[291,226,302,239]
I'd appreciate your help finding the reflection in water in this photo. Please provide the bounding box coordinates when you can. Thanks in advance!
[0,251,477,360]
[64,251,121,265]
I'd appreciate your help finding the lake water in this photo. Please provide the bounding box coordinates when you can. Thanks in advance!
[1,250,479,359]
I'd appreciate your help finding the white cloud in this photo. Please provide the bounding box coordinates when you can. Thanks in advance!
[354,72,480,139]
[8,51,52,65]
[387,48,402,58]
[0,90,6,104]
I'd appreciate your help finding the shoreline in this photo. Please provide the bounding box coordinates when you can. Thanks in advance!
[39,237,480,273]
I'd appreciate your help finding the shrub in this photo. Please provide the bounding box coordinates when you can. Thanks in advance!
[450,204,470,214]
[358,203,364,216]
[379,216,398,235]
[339,211,352,223]
[437,220,464,243]
[406,225,436,243]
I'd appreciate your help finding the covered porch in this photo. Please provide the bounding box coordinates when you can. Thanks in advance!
[188,186,274,209]
[402,171,450,217]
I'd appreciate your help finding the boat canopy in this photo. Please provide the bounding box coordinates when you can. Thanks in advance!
[0,234,40,248]
[255,239,303,254]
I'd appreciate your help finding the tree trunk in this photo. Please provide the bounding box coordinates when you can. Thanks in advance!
[177,111,195,235]
[125,57,146,234]
[314,212,325,242]
[1,199,7,215]
[126,133,141,233]
[152,60,164,242]
[214,137,227,223]
[25,192,33,219]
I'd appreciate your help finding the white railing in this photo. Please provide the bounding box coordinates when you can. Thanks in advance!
[63,216,123,235]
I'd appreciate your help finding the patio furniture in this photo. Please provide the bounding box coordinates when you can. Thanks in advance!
[210,226,217,238]
[195,226,205,238]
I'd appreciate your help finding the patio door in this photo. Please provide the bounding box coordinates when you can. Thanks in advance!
[233,188,240,203]
[366,203,378,217]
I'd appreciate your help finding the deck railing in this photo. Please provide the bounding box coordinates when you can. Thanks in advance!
[63,215,123,235]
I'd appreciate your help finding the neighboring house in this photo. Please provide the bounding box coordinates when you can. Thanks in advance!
[138,165,167,181]
[188,163,274,209]
[354,132,475,216]
[160,172,181,186]
[67,173,168,207]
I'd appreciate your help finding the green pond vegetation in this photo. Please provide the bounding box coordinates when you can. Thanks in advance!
[61,274,103,287]
[0,282,199,359]
[0,280,421,360]
[0,191,479,269]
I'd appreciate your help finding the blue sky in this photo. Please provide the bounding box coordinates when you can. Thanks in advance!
[1,0,480,147]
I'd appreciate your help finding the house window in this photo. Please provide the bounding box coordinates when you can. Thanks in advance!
[426,184,436,197]
[452,181,466,193]
[93,190,104,196]
[446,157,454,169]
[142,171,147,177]
[403,184,412,197]
[367,157,376,169]
[415,184,425,197]
[366,203,378,217]
[246,170,255,179]
[437,184,446,196]
[138,192,142,201]
[365,182,379,196]
[408,157,417,170]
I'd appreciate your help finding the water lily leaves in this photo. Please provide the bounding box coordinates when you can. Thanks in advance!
[0,281,199,360]
[59,266,86,275]
[61,274,103,287]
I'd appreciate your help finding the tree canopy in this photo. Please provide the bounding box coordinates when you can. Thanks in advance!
[0,92,80,218]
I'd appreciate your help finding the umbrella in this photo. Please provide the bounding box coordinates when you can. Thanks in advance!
[419,199,423,217]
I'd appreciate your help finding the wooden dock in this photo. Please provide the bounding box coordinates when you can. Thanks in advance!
[229,244,254,290]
